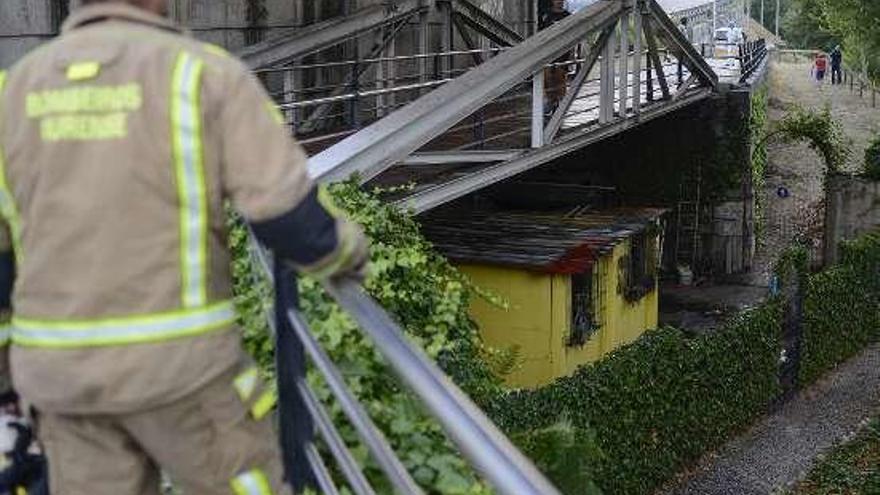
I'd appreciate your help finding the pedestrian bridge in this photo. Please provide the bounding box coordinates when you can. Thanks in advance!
[240,0,768,214]
[234,1,770,493]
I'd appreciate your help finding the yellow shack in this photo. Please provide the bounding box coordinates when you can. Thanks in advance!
[425,208,666,388]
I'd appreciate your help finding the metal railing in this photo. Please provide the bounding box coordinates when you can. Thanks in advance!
[738,39,767,83]
[244,236,560,494]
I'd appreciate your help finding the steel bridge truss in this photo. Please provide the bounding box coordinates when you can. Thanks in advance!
[288,0,719,214]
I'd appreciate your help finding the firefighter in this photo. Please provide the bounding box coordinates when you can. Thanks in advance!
[0,0,369,493]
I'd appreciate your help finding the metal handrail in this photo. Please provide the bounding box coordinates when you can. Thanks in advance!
[246,235,561,494]
[738,39,767,83]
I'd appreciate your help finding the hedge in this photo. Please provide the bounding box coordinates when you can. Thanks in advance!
[490,231,880,495]
[800,231,880,383]
[489,302,783,495]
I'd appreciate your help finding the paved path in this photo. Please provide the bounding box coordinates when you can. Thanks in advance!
[664,344,880,495]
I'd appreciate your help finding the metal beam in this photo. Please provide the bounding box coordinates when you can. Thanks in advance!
[401,150,523,165]
[238,0,429,69]
[309,0,624,183]
[298,19,410,134]
[646,0,718,88]
[631,0,643,115]
[672,73,698,101]
[452,14,485,65]
[642,17,670,100]
[599,24,617,123]
[544,28,613,143]
[618,12,630,117]
[397,88,712,213]
[449,0,524,47]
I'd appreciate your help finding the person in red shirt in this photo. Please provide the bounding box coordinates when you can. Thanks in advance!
[812,52,828,86]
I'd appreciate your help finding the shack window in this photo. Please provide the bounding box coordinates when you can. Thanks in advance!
[619,230,659,302]
[570,269,599,346]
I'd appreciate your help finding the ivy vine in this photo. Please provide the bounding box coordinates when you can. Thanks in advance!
[756,105,850,178]
[229,182,503,494]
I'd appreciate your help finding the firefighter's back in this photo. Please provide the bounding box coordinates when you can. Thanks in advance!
[1,4,247,415]
[0,4,304,493]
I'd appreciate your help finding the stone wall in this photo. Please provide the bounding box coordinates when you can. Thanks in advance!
[824,175,880,265]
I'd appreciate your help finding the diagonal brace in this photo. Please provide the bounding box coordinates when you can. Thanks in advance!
[642,16,670,100]
[309,0,624,183]
[543,27,615,144]
[646,0,718,89]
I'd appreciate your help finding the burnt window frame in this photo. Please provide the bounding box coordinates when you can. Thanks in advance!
[620,230,659,302]
[569,267,601,347]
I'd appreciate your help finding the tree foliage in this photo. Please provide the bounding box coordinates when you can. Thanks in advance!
[759,106,850,175]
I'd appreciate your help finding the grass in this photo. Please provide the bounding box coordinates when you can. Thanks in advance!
[790,418,880,494]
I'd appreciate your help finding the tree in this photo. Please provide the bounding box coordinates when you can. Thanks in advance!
[781,0,834,49]
[815,0,880,80]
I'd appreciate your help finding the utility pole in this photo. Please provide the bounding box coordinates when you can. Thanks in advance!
[774,0,780,37]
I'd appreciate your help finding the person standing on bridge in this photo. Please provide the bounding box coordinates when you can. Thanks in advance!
[830,45,843,85]
[539,0,572,112]
[677,17,693,85]
[0,0,369,493]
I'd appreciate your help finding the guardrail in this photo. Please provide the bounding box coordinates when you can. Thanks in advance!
[738,39,767,83]
[244,235,561,494]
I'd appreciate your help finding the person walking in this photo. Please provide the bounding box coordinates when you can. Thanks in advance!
[830,45,843,85]
[0,0,369,494]
[811,51,828,88]
[677,17,693,84]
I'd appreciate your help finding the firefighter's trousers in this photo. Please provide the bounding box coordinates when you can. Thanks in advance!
[37,368,290,495]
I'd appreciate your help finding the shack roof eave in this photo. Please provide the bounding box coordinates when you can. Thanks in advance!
[423,207,668,274]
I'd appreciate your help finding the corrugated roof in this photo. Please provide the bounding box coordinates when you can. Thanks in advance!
[423,208,667,274]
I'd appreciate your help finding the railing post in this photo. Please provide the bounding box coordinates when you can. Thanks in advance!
[531,72,544,148]
[631,0,643,116]
[273,263,316,492]
[283,68,298,134]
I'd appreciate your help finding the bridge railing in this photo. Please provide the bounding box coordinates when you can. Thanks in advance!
[738,39,767,83]
[244,235,561,495]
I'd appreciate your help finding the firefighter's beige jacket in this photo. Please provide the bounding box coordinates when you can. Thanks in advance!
[0,4,313,414]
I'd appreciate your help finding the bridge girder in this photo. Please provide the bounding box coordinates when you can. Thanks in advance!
[308,0,721,204]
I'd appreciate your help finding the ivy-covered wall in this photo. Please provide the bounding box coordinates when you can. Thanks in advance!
[488,302,783,495]
[801,232,880,383]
